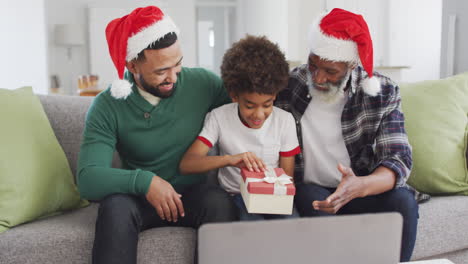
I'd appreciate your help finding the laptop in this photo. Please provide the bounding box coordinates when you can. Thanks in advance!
[198,213,402,264]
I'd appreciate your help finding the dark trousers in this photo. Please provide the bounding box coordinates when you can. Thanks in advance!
[92,184,238,264]
[294,183,419,262]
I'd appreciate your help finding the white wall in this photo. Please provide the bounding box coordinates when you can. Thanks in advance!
[288,0,325,63]
[0,0,48,94]
[395,0,442,82]
[441,0,468,77]
[197,6,233,74]
[45,0,196,94]
[238,0,289,57]
[237,0,324,64]
[45,0,89,94]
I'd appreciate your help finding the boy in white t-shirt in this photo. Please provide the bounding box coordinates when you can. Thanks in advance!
[180,35,301,220]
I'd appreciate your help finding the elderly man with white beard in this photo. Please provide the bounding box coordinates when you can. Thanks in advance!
[275,8,418,262]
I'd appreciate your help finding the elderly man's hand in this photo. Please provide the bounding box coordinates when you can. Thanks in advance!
[146,176,185,222]
[312,164,366,214]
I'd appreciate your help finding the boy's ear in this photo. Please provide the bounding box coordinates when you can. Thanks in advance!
[229,92,238,102]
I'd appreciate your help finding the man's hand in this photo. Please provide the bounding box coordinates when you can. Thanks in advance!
[145,176,184,222]
[228,152,266,172]
[313,164,366,214]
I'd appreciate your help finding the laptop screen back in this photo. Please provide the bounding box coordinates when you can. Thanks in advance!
[199,213,402,264]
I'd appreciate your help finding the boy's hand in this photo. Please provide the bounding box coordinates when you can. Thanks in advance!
[146,176,185,222]
[228,152,266,172]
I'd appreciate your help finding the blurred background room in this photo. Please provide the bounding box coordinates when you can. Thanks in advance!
[1,0,467,96]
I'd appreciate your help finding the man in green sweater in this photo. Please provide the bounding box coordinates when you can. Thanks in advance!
[77,6,237,264]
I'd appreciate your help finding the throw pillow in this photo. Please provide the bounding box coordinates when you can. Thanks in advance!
[0,87,88,233]
[401,72,468,195]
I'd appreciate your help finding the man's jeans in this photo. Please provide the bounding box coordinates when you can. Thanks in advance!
[294,183,419,262]
[92,184,238,264]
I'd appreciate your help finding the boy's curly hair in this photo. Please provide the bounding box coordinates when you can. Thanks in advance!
[221,35,289,95]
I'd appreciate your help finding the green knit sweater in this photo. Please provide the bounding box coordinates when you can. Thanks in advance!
[77,67,230,200]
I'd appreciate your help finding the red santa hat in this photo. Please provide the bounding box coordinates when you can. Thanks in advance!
[105,6,180,99]
[309,8,380,96]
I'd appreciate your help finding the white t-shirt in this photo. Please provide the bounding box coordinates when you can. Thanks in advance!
[301,93,351,188]
[199,103,300,193]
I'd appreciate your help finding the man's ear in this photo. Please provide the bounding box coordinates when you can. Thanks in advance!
[229,92,238,102]
[125,60,138,75]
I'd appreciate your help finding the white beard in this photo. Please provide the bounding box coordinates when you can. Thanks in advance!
[306,69,351,104]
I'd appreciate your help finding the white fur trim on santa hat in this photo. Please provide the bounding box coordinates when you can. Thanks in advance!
[126,15,180,61]
[308,14,360,63]
[362,76,381,96]
[110,79,133,99]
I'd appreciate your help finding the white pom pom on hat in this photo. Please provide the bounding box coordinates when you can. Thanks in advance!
[109,79,133,100]
[309,8,381,96]
[362,75,381,96]
[105,6,180,99]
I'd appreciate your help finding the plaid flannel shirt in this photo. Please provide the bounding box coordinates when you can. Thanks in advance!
[275,64,427,200]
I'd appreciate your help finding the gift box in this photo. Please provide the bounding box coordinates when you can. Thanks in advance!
[240,167,295,215]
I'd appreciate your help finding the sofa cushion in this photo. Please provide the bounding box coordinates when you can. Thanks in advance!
[0,87,87,233]
[401,72,468,195]
[412,196,468,260]
[0,203,196,264]
[38,95,122,180]
[38,94,93,180]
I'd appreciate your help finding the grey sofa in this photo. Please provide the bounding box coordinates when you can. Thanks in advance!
[0,94,467,264]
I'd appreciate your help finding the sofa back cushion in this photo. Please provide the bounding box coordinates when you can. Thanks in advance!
[0,87,88,233]
[39,94,122,180]
[401,72,468,195]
